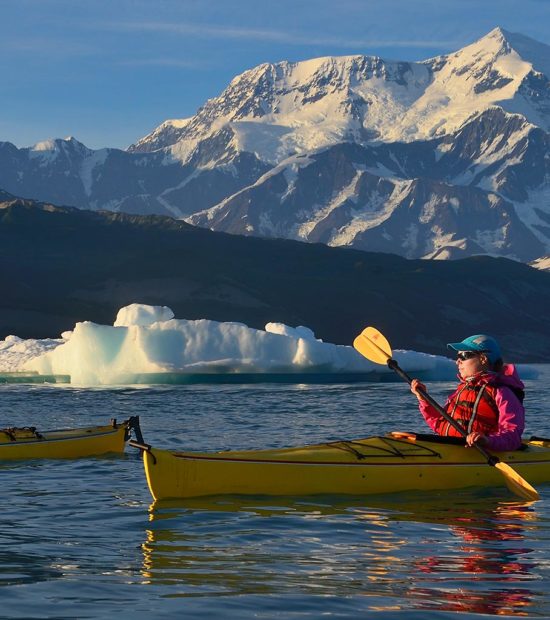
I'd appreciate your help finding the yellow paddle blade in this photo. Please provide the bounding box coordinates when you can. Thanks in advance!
[495,461,540,501]
[353,326,393,365]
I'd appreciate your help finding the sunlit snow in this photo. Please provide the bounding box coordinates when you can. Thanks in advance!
[530,256,550,271]
[140,27,550,172]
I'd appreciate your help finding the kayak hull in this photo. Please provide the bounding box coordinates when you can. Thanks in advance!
[0,417,140,460]
[138,433,550,500]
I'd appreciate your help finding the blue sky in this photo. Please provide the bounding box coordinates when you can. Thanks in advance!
[1,0,548,150]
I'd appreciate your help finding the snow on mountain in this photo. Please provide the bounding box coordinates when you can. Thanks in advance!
[406,27,550,138]
[130,118,192,153]
[0,28,549,262]
[0,136,270,217]
[130,27,550,164]
[530,256,550,271]
[189,107,550,261]
[128,54,432,164]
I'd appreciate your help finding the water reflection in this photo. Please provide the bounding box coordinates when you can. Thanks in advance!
[141,496,402,595]
[139,493,543,613]
[404,500,541,616]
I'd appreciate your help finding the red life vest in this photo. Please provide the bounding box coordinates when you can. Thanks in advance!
[435,380,500,438]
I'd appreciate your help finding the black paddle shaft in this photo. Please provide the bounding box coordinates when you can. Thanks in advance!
[386,358,498,466]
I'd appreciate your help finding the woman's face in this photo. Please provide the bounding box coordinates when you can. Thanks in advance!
[456,351,488,379]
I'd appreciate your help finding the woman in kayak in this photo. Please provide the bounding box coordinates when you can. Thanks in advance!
[411,334,525,451]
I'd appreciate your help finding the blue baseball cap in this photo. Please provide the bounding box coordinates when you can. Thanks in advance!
[447,334,502,363]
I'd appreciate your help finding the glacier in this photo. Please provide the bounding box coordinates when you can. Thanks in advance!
[0,303,475,386]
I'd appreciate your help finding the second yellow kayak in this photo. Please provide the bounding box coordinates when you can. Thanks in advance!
[0,416,141,460]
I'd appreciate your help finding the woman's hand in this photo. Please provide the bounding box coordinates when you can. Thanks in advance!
[410,379,427,401]
[466,432,489,448]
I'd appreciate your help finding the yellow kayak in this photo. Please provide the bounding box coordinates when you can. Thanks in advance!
[0,416,141,460]
[132,432,550,500]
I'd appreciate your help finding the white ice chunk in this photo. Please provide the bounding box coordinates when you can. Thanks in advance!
[113,303,175,327]
[265,322,318,341]
[24,316,376,384]
[0,335,63,372]
[0,303,536,386]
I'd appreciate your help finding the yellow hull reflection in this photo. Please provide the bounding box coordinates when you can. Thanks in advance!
[140,492,539,617]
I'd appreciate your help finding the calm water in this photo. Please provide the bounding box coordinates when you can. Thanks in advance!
[2,368,550,619]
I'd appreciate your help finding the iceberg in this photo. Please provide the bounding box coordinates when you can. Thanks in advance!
[0,334,63,373]
[0,303,531,386]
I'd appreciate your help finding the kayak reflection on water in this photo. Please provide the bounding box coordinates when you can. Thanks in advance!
[139,492,541,615]
[412,501,538,616]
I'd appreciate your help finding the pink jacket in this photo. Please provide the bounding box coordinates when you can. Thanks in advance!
[418,364,525,451]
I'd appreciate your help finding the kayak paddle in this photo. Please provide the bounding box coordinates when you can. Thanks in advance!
[353,326,540,501]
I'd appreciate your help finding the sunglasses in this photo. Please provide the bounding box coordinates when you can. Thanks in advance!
[456,351,483,361]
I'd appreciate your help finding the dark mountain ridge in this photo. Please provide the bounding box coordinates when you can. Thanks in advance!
[1,196,550,362]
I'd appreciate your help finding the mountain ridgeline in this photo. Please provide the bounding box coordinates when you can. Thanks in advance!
[0,28,549,262]
[2,198,550,362]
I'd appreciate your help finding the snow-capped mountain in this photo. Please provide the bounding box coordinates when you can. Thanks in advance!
[1,27,549,261]
[0,136,269,217]
[130,27,550,161]
[189,107,550,260]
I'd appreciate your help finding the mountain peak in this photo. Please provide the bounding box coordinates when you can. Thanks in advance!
[31,136,89,152]
[485,26,513,43]
[472,27,550,76]
[129,27,550,163]
[28,136,92,164]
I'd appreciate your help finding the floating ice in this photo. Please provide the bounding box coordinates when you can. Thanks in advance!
[0,335,63,373]
[265,323,317,341]
[114,303,174,327]
[23,312,389,384]
[0,304,535,386]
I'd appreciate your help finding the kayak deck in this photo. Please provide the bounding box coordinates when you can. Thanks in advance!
[0,416,142,460]
[132,432,550,500]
